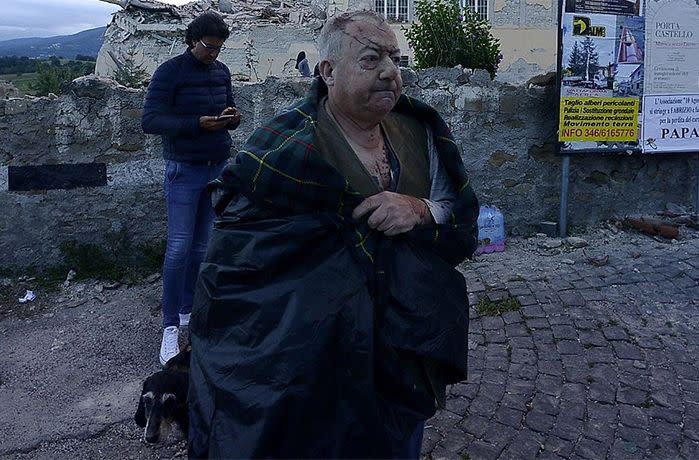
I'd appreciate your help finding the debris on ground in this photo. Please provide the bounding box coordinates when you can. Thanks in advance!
[623,217,680,239]
[565,236,589,248]
[585,252,610,267]
[18,290,36,303]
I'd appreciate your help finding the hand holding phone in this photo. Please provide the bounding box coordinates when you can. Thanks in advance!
[216,107,241,128]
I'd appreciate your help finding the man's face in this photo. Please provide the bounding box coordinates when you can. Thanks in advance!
[325,20,402,122]
[191,35,225,65]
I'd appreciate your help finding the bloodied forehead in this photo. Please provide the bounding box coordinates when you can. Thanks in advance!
[342,19,400,55]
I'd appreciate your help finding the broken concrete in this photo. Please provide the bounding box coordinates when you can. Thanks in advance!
[0,81,20,99]
[96,0,334,82]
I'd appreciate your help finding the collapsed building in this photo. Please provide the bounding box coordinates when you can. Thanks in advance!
[96,0,372,82]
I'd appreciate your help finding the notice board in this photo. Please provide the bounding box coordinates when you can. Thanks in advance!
[557,0,699,154]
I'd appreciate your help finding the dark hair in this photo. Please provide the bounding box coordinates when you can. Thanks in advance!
[185,12,230,47]
[295,51,306,69]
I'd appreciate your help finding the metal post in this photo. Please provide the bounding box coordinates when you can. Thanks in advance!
[696,153,699,213]
[559,155,570,238]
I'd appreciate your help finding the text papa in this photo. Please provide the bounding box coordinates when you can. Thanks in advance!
[661,127,699,139]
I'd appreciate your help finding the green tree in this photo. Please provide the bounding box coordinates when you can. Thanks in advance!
[580,37,599,79]
[567,41,585,76]
[404,0,501,77]
[32,62,71,96]
[114,48,148,88]
[31,60,92,96]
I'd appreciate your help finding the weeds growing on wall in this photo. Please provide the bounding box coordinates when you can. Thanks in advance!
[404,0,502,78]
[59,230,165,282]
[114,47,149,88]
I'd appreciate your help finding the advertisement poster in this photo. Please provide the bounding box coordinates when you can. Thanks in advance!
[561,14,616,98]
[559,11,643,149]
[560,97,639,142]
[564,0,642,16]
[559,0,699,153]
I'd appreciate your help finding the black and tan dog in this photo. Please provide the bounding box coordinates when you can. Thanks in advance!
[135,344,191,444]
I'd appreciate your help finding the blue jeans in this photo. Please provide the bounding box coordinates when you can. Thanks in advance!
[397,421,425,459]
[162,159,226,328]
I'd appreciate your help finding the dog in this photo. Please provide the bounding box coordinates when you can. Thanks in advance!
[135,344,191,444]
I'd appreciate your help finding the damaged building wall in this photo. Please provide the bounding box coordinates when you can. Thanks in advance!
[96,0,328,81]
[96,0,558,85]
[489,0,558,84]
[1,72,696,269]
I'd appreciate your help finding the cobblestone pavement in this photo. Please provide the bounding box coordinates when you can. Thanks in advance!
[424,225,699,460]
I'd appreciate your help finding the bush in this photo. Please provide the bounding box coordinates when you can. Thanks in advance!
[31,59,94,96]
[404,0,502,77]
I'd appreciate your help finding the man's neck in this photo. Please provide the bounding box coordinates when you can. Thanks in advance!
[325,99,382,150]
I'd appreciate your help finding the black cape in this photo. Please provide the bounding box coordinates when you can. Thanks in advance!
[189,80,478,458]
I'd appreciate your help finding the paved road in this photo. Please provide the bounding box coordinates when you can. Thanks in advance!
[426,227,699,459]
[0,225,697,459]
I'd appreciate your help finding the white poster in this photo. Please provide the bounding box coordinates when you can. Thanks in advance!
[642,94,699,152]
[644,0,699,94]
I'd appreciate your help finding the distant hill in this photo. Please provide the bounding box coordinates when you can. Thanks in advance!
[0,27,106,59]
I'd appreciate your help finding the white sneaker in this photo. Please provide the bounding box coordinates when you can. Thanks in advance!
[159,326,179,366]
[179,313,190,328]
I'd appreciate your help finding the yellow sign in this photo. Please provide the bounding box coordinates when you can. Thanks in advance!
[559,97,639,141]
[573,16,606,36]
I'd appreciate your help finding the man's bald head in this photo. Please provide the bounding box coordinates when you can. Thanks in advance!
[317,10,389,62]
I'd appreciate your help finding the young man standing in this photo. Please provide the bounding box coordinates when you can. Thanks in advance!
[142,12,241,365]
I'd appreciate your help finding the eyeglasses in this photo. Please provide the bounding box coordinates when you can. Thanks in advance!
[199,40,225,52]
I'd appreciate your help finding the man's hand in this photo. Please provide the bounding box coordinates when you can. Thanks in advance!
[199,116,229,131]
[352,191,432,236]
[219,106,241,129]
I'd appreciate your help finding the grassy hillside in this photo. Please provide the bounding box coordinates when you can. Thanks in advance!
[0,27,106,59]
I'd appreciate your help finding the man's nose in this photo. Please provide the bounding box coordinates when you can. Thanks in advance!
[378,56,399,80]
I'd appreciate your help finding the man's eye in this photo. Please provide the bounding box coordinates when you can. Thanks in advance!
[391,56,401,65]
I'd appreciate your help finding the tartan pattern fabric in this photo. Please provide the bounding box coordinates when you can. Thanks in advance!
[212,78,479,265]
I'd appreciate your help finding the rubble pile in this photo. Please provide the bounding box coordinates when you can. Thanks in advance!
[96,0,331,81]
[0,81,20,99]
[100,0,325,45]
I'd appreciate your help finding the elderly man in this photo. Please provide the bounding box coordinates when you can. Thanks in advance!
[188,10,479,459]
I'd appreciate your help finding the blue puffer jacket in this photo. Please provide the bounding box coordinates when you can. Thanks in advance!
[142,49,236,163]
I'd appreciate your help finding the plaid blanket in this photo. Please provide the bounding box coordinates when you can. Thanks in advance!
[211,78,479,266]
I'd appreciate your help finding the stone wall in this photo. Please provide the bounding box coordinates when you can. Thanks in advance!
[0,72,697,269]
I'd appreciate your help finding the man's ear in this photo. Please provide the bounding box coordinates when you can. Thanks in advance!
[320,60,335,87]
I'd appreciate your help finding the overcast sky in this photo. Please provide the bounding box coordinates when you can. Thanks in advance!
[0,0,193,42]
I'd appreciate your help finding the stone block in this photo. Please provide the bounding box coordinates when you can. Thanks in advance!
[488,149,517,168]
[470,68,493,86]
[400,68,417,86]
[454,87,483,112]
[416,66,463,88]
[70,76,112,99]
[499,90,521,114]
[5,98,28,115]
[120,108,142,120]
